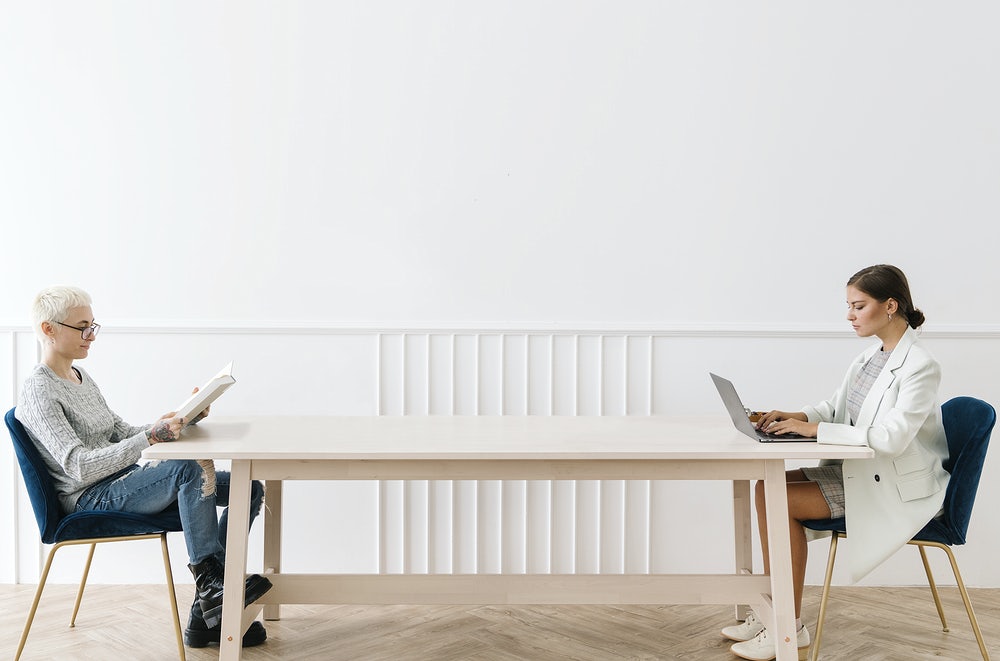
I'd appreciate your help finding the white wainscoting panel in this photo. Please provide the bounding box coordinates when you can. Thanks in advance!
[374,332,670,577]
[2,324,999,589]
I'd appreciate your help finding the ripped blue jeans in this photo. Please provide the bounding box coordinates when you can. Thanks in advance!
[75,460,264,565]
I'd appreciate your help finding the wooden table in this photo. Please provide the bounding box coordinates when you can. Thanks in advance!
[143,415,873,661]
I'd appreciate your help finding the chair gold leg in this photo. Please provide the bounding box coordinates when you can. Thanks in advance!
[934,542,990,661]
[160,533,187,661]
[15,544,62,661]
[809,532,840,661]
[18,534,177,659]
[916,543,949,631]
[70,542,97,627]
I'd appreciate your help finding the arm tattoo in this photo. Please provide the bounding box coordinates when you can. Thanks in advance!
[151,420,177,443]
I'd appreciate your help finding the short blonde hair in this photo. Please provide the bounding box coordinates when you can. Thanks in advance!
[32,285,93,342]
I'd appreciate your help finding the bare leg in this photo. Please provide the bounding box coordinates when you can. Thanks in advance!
[755,469,832,618]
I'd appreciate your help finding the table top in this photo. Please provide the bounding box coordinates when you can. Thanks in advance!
[142,416,875,462]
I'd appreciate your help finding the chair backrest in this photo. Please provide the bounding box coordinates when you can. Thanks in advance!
[5,407,66,544]
[939,396,996,545]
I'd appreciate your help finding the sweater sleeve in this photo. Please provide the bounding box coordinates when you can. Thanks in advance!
[110,411,151,444]
[17,374,149,488]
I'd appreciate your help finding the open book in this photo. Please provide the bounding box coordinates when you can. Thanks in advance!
[175,361,236,424]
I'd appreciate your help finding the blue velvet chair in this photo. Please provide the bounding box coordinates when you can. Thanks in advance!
[6,407,187,661]
[802,396,996,661]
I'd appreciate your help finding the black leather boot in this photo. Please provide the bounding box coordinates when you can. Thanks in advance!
[185,597,268,648]
[188,556,273,629]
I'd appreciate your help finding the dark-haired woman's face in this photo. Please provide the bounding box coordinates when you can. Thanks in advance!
[846,287,893,339]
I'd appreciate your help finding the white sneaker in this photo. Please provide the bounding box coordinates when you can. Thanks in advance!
[721,610,765,642]
[730,625,810,661]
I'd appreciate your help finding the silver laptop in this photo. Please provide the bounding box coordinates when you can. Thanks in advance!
[710,373,813,442]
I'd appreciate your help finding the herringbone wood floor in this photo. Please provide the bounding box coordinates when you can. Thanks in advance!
[3,583,998,660]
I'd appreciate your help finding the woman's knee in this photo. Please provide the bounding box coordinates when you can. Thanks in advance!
[787,481,832,520]
[756,469,811,506]
[167,460,219,499]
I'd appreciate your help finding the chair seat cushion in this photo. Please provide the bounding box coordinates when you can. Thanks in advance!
[801,516,957,546]
[911,518,953,546]
[53,508,183,543]
[802,517,846,534]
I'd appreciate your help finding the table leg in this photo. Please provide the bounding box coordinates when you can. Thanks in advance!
[219,459,252,661]
[263,479,282,621]
[732,479,753,621]
[762,460,797,661]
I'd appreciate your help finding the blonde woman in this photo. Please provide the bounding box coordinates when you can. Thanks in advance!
[16,285,270,648]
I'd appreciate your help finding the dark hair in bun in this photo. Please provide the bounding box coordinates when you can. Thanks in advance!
[847,265,924,329]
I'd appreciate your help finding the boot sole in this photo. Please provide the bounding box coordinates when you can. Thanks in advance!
[185,621,267,648]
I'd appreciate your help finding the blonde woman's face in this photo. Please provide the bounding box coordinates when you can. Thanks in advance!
[46,305,97,360]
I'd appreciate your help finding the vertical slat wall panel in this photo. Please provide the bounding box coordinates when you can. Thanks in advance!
[501,335,528,573]
[428,480,452,574]
[600,480,626,574]
[626,336,654,416]
[526,335,552,416]
[402,335,429,573]
[525,480,551,573]
[403,334,429,416]
[453,335,478,415]
[477,335,503,416]
[378,331,655,576]
[625,336,653,572]
[428,334,453,416]
[379,480,404,574]
[601,336,628,574]
[475,335,502,572]
[453,480,477,573]
[427,334,454,573]
[501,478,526,574]
[550,480,577,573]
[405,480,428,574]
[377,334,404,574]
[551,335,577,416]
[625,480,651,574]
[574,335,602,574]
[452,334,479,571]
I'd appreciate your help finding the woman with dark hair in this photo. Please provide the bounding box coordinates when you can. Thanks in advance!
[722,265,949,661]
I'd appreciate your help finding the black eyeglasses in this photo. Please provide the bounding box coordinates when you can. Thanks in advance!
[55,321,101,340]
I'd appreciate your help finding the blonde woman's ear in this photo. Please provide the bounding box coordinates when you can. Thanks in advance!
[40,321,58,344]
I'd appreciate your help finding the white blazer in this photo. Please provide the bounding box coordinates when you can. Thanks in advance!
[802,327,949,582]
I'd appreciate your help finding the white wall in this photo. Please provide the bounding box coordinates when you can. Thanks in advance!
[2,2,999,326]
[1,3,999,588]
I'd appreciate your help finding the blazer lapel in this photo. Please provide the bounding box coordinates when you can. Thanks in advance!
[853,328,917,427]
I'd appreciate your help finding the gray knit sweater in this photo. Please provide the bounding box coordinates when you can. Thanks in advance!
[16,364,151,512]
